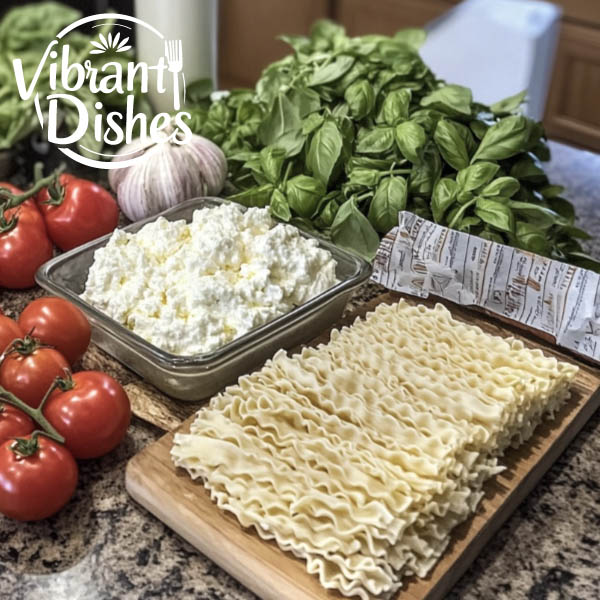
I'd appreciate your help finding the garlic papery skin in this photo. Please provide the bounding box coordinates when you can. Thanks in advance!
[108,135,227,222]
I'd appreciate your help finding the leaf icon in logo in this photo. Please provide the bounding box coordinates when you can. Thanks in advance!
[89,31,132,54]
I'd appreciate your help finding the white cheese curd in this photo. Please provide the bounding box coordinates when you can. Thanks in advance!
[81,203,338,355]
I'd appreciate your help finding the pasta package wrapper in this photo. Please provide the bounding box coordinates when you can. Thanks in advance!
[372,211,600,363]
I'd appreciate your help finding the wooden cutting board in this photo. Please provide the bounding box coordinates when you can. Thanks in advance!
[126,293,600,600]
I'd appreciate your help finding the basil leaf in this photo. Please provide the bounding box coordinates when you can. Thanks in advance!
[289,216,321,235]
[409,144,442,196]
[331,198,380,261]
[480,229,506,244]
[347,156,394,172]
[270,189,292,222]
[272,129,306,157]
[458,216,481,232]
[348,168,383,187]
[395,120,427,164]
[561,225,592,240]
[258,92,301,146]
[310,19,346,48]
[470,120,489,140]
[457,162,500,192]
[228,150,258,162]
[259,146,286,184]
[539,184,565,199]
[302,112,325,135]
[410,108,445,135]
[256,64,292,105]
[236,98,264,124]
[508,200,564,227]
[489,90,527,116]
[411,196,433,220]
[420,84,473,117]
[475,198,514,232]
[356,126,395,154]
[471,115,532,162]
[307,119,343,186]
[242,156,270,185]
[333,61,370,95]
[431,178,458,223]
[567,251,600,273]
[367,176,408,233]
[307,55,355,86]
[457,189,474,205]
[514,221,549,254]
[510,156,548,185]
[525,120,546,150]
[377,88,411,125]
[481,176,520,198]
[344,79,375,120]
[531,141,551,162]
[433,119,473,170]
[228,184,274,208]
[288,87,321,117]
[278,34,311,54]
[394,28,427,50]
[286,174,325,218]
[548,197,575,224]
[317,199,340,227]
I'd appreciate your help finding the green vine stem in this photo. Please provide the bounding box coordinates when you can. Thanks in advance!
[12,431,50,458]
[2,335,51,359]
[0,163,66,211]
[0,379,67,445]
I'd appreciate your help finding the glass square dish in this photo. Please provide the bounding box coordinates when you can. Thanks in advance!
[35,197,372,401]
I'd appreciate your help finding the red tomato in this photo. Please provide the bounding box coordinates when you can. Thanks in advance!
[44,371,130,459]
[37,174,119,251]
[0,315,23,355]
[0,433,78,521]
[0,199,53,289]
[0,403,34,443]
[18,297,91,365]
[0,343,70,408]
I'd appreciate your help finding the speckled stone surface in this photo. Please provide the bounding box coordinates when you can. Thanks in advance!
[1,141,599,600]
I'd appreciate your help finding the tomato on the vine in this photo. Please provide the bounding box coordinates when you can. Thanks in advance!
[45,371,130,459]
[37,174,119,251]
[0,433,78,521]
[0,403,34,443]
[0,339,70,408]
[0,191,53,289]
[18,297,91,365]
[0,315,23,355]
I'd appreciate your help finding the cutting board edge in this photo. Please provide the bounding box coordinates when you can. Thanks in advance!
[420,385,600,600]
[125,458,324,600]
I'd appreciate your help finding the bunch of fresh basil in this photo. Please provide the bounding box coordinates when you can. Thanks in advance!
[0,2,151,157]
[189,20,597,270]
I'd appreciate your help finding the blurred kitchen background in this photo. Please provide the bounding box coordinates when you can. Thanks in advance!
[1,0,598,152]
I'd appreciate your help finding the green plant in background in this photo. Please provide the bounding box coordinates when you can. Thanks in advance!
[187,20,597,270]
[0,2,151,157]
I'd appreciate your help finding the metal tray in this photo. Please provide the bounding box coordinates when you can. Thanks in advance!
[36,197,372,401]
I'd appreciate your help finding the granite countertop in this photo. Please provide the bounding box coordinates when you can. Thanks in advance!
[1,141,600,600]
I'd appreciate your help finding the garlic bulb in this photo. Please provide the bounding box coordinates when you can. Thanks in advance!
[108,134,227,221]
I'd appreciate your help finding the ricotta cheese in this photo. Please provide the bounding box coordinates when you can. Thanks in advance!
[81,203,338,355]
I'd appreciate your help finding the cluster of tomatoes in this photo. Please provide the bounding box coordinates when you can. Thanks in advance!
[0,170,119,289]
[0,297,131,521]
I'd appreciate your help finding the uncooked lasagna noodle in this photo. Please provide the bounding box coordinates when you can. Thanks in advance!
[172,300,578,599]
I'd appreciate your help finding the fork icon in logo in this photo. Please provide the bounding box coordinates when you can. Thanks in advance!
[165,39,183,110]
